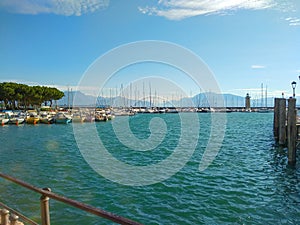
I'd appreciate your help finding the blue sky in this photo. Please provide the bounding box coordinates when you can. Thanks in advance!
[0,0,300,100]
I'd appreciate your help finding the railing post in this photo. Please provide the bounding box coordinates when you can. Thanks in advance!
[1,209,10,225]
[10,214,20,225]
[40,188,51,225]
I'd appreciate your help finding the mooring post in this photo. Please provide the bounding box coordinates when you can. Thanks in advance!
[287,97,297,165]
[278,98,287,146]
[1,209,10,225]
[273,98,280,141]
[40,188,51,225]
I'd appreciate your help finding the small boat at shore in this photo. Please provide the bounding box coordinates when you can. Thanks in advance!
[257,108,272,113]
[0,114,9,125]
[9,117,25,125]
[107,114,115,120]
[26,113,40,124]
[113,110,135,116]
[84,114,95,122]
[72,112,85,123]
[166,108,178,113]
[54,112,72,124]
[39,112,54,124]
[95,113,108,122]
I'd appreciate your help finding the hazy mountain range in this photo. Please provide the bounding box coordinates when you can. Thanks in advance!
[58,91,278,108]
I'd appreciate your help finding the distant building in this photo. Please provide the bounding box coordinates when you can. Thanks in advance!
[245,93,251,110]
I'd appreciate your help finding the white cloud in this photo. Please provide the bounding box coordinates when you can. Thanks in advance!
[139,0,275,20]
[0,0,109,16]
[0,79,41,86]
[285,17,300,26]
[251,65,266,69]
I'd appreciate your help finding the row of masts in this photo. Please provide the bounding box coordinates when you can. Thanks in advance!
[96,88,236,108]
[65,83,271,108]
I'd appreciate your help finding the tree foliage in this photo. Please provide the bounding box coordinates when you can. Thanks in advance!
[0,82,64,109]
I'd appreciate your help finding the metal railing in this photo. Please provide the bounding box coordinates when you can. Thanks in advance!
[0,173,142,225]
[1,207,25,225]
[0,201,38,225]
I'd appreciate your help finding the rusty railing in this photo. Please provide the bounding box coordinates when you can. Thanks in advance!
[0,173,142,225]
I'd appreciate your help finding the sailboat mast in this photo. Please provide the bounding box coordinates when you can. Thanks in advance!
[154,89,157,108]
[115,85,118,108]
[71,88,73,110]
[134,85,137,107]
[143,82,145,108]
[109,88,112,107]
[67,86,70,111]
[265,85,268,108]
[130,82,132,107]
[198,88,201,108]
[261,83,264,108]
[120,84,125,108]
[149,82,152,108]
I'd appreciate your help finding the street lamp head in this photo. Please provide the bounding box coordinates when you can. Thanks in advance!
[291,81,297,88]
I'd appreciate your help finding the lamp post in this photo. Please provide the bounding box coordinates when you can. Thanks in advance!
[291,81,296,98]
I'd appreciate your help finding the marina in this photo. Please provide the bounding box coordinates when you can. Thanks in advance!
[0,106,275,126]
[0,108,115,125]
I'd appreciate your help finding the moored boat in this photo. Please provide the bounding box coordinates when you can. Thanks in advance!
[39,112,54,124]
[95,113,108,122]
[107,114,115,120]
[72,112,85,123]
[9,117,25,125]
[54,112,72,124]
[84,114,95,122]
[0,114,9,125]
[26,113,40,124]
[257,108,272,113]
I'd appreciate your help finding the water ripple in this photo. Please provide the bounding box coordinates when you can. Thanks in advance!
[0,113,300,224]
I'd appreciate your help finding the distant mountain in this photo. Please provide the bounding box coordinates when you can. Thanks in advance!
[58,91,96,106]
[190,93,246,107]
[57,91,276,107]
[192,93,275,108]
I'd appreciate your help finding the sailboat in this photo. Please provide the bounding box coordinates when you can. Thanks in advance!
[258,83,271,113]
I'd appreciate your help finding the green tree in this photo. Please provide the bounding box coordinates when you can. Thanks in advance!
[0,82,16,109]
[48,87,64,107]
[0,82,65,109]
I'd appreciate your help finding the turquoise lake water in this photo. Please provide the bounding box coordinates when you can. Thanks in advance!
[0,112,300,224]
